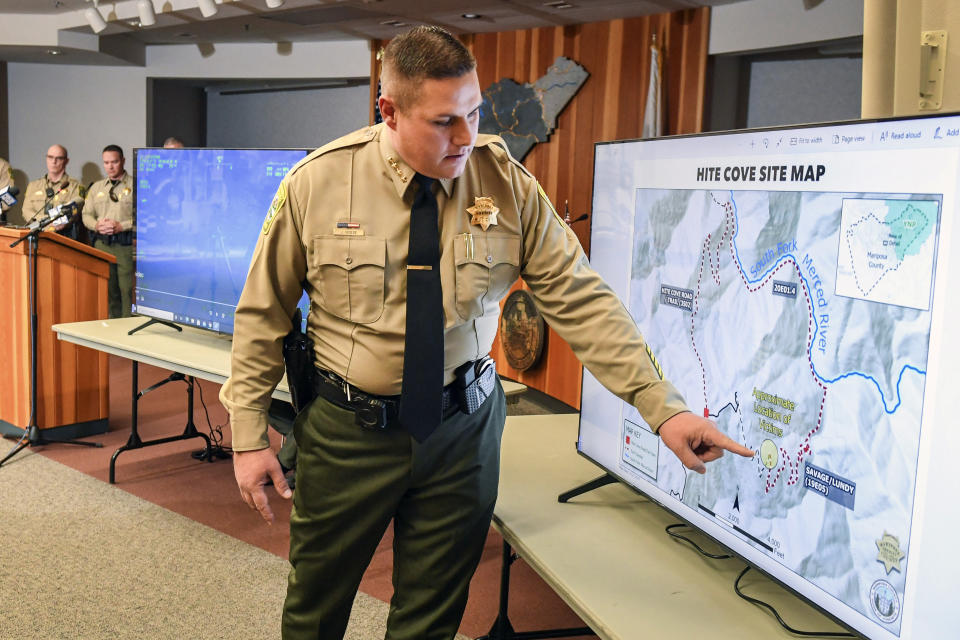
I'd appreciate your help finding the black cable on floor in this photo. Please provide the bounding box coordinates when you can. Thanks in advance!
[195,380,232,459]
[734,566,856,637]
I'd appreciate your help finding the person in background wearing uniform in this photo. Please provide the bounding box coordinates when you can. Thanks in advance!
[84,145,134,318]
[0,155,13,224]
[22,144,87,241]
[221,26,754,640]
[163,137,184,149]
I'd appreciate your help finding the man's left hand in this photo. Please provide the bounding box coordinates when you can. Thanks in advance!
[659,412,754,474]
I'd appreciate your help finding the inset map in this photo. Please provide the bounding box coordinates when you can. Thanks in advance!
[836,199,938,310]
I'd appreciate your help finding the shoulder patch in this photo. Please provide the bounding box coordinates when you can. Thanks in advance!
[263,181,286,235]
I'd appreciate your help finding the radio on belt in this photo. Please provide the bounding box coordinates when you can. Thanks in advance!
[454,355,497,414]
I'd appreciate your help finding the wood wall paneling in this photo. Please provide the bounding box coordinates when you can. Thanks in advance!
[372,9,710,408]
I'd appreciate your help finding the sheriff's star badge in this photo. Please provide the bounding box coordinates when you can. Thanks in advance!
[467,196,499,231]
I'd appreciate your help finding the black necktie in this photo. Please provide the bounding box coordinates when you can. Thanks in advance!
[399,173,444,441]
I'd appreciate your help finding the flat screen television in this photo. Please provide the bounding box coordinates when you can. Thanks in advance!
[133,147,310,334]
[579,113,960,639]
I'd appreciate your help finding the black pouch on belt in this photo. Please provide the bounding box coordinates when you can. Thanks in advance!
[454,356,497,415]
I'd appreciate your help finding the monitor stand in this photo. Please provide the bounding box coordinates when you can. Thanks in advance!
[557,473,618,503]
[128,317,183,336]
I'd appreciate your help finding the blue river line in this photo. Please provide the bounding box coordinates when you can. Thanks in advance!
[723,191,924,415]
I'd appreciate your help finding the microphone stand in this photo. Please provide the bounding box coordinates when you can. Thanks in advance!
[1,215,103,467]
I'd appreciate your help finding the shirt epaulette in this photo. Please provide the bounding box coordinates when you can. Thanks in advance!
[476,134,534,179]
[289,125,380,178]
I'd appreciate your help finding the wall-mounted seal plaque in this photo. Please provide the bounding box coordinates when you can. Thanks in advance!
[500,289,545,371]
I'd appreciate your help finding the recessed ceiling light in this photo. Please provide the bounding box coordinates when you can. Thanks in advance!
[46,49,63,56]
[380,19,407,27]
[128,19,142,27]
[175,32,197,38]
[462,13,482,19]
[544,1,575,8]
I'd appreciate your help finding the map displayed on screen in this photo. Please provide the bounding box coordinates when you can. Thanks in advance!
[625,189,938,635]
[578,115,960,640]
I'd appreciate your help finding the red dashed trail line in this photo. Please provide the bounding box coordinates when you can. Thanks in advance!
[693,193,828,493]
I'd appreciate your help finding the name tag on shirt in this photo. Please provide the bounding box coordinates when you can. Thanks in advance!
[334,221,364,236]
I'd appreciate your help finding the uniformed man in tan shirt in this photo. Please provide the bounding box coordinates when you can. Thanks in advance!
[84,145,135,318]
[222,26,753,640]
[22,144,87,240]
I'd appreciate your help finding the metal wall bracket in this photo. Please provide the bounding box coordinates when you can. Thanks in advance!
[919,30,947,111]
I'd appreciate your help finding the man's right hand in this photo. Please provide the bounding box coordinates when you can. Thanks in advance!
[234,448,292,524]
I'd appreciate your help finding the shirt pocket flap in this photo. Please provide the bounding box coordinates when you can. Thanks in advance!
[454,234,521,268]
[314,235,386,271]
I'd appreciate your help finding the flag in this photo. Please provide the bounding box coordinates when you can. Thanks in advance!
[642,39,662,138]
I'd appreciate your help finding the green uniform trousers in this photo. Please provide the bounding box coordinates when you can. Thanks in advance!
[283,380,507,640]
[94,240,133,318]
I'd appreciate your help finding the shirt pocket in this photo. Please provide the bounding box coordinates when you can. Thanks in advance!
[453,234,521,320]
[312,235,386,324]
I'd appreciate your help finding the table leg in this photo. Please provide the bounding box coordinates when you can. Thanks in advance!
[475,540,596,639]
[109,362,212,484]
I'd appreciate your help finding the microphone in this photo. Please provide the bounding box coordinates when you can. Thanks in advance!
[0,185,19,208]
[28,202,77,231]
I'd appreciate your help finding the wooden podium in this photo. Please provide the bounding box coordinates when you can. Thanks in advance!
[0,227,115,437]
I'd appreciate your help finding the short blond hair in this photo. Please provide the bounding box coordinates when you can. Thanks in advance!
[380,26,475,111]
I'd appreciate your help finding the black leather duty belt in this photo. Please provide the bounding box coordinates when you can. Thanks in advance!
[92,230,133,246]
[312,368,460,431]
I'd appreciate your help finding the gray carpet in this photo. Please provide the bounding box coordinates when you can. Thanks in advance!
[0,451,468,640]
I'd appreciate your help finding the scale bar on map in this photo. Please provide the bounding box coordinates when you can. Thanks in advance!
[697,503,773,552]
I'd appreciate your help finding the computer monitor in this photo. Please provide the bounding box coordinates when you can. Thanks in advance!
[579,113,960,639]
[133,147,310,334]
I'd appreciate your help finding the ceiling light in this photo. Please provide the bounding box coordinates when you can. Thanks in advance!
[265,0,285,7]
[197,0,218,18]
[47,49,64,56]
[380,19,406,27]
[462,13,482,19]
[138,0,157,26]
[84,5,107,33]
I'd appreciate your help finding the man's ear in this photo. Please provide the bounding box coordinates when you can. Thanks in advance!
[379,95,399,130]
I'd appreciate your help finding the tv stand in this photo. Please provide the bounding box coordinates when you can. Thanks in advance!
[128,317,182,336]
[557,473,617,503]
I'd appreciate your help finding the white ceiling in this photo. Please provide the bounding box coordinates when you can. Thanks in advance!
[0,0,741,64]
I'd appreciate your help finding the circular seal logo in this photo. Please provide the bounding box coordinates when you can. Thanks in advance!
[500,289,544,371]
[869,579,901,624]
